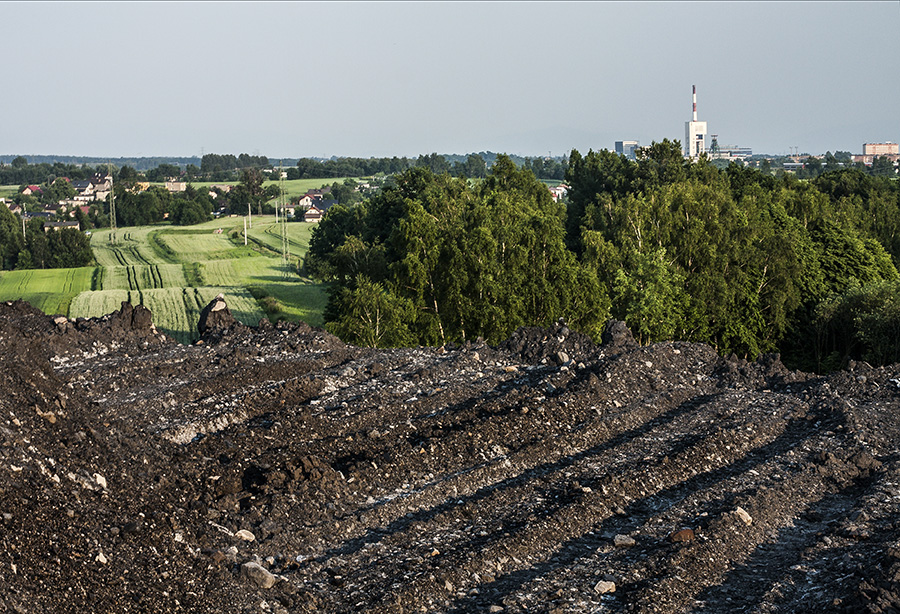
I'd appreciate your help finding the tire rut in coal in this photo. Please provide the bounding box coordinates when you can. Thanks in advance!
[290,390,724,610]
[306,390,719,568]
[295,392,820,612]
[687,477,878,613]
[439,412,830,614]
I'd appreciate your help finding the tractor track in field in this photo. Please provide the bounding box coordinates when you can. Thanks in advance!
[1,298,899,614]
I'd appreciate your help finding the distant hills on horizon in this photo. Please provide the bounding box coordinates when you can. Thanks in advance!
[0,151,577,173]
[1,148,806,173]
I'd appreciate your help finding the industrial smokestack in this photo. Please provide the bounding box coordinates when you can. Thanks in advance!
[692,85,697,122]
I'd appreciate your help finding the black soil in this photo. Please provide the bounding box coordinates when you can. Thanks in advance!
[1,299,899,613]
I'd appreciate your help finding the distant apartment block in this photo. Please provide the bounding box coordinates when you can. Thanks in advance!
[853,142,899,165]
[615,140,639,160]
[864,142,899,156]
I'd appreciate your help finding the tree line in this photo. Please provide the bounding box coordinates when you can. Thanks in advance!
[0,205,92,270]
[290,152,566,181]
[0,157,111,188]
[307,143,900,372]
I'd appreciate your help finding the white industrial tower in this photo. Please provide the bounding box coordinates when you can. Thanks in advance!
[684,85,707,160]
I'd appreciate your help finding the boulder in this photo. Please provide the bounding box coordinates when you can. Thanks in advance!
[601,320,637,350]
[198,294,238,334]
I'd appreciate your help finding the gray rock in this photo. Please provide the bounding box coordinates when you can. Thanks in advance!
[613,534,635,548]
[241,561,276,589]
[601,320,637,349]
[198,295,238,334]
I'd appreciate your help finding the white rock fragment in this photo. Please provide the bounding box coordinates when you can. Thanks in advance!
[235,529,256,542]
[734,506,752,525]
[594,580,616,594]
[93,473,107,489]
[96,551,108,564]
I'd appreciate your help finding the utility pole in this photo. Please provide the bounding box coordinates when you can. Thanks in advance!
[280,161,290,277]
[108,162,117,245]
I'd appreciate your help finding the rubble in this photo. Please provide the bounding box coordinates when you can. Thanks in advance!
[0,297,899,613]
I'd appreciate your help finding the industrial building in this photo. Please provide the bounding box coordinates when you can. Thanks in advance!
[709,135,752,161]
[684,85,707,160]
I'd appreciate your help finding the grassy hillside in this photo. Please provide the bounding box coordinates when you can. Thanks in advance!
[0,216,328,343]
[0,267,96,316]
[0,185,19,199]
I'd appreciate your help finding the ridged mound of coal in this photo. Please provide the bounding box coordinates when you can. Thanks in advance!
[500,318,600,365]
[1,297,899,614]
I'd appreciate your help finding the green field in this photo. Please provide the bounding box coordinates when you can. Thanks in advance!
[0,267,96,315]
[0,185,19,199]
[246,219,316,255]
[0,216,329,343]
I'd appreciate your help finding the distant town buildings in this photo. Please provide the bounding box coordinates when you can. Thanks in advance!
[615,141,640,160]
[548,184,569,202]
[69,172,111,203]
[852,142,899,166]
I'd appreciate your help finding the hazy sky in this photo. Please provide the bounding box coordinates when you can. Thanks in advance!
[2,2,897,159]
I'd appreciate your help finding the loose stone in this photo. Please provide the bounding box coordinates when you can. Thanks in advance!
[241,562,276,589]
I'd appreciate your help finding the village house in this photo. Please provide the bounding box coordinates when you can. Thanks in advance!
[303,205,323,223]
[71,180,94,202]
[67,205,92,219]
[303,199,337,223]
[208,184,232,199]
[21,185,43,196]
[71,172,112,203]
[165,181,187,192]
[305,186,331,201]
[43,221,80,232]
[549,184,569,202]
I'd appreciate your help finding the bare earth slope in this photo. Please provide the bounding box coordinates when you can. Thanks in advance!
[1,298,899,614]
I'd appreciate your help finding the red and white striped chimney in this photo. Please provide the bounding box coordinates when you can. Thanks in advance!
[692,85,697,122]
